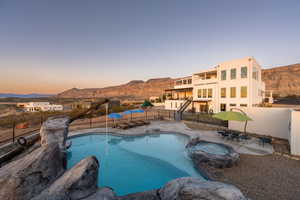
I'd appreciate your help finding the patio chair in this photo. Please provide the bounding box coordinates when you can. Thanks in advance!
[258,137,272,147]
[229,131,240,141]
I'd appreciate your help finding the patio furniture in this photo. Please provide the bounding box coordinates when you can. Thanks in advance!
[116,123,130,129]
[259,137,272,147]
[229,132,240,141]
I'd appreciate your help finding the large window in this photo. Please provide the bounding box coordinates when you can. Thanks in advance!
[241,66,248,78]
[197,89,202,98]
[230,68,236,80]
[230,87,236,98]
[203,89,207,98]
[208,88,213,98]
[241,86,247,98]
[221,70,226,80]
[188,79,192,84]
[221,88,226,98]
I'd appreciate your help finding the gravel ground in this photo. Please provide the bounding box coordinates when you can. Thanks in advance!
[203,154,300,200]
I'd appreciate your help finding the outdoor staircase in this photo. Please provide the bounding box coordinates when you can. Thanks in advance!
[175,98,192,120]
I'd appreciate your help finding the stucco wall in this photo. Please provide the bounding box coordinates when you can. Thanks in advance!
[229,107,291,140]
[290,110,300,155]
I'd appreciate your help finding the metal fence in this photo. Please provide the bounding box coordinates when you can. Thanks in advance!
[0,109,227,146]
[181,112,228,127]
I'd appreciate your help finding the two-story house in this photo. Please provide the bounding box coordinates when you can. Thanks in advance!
[164,57,266,113]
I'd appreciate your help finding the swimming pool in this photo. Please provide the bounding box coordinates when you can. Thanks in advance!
[67,133,206,195]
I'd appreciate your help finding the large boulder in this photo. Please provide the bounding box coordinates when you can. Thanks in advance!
[84,187,117,200]
[40,116,70,150]
[0,144,65,200]
[159,177,247,200]
[32,156,99,200]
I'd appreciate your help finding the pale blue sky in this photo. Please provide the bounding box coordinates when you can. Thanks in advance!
[0,0,299,93]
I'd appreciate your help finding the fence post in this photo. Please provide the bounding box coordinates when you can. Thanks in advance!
[12,120,15,143]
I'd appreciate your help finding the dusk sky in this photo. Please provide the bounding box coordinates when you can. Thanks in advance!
[0,0,300,94]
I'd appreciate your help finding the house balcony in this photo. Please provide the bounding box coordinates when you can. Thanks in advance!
[193,70,218,86]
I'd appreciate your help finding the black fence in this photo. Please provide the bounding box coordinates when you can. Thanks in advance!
[181,112,228,127]
[0,109,227,146]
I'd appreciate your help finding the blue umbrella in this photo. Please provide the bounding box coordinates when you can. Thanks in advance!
[108,113,123,119]
[132,109,145,113]
[123,110,134,115]
[123,110,135,120]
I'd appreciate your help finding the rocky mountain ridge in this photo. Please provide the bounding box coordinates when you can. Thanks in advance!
[58,63,300,99]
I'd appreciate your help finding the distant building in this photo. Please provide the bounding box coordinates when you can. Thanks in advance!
[71,101,93,110]
[149,96,160,103]
[164,57,267,113]
[18,102,63,112]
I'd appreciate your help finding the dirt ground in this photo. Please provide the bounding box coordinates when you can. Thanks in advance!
[203,154,300,200]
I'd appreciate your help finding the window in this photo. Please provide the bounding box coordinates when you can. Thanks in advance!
[176,80,182,85]
[230,68,236,80]
[241,66,248,78]
[230,104,236,107]
[221,88,226,98]
[188,79,192,84]
[197,89,202,98]
[241,86,247,98]
[240,104,248,107]
[230,87,236,98]
[183,80,187,84]
[203,89,207,98]
[220,104,226,111]
[221,70,226,80]
[252,67,258,80]
[208,88,213,98]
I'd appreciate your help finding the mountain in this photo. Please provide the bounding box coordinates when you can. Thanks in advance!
[58,63,300,99]
[262,63,300,97]
[57,78,175,99]
[0,93,54,98]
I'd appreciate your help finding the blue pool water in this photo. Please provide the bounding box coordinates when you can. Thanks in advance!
[67,133,206,195]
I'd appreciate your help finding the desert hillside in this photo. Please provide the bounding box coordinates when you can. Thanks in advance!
[262,63,300,97]
[58,63,300,99]
[58,78,175,99]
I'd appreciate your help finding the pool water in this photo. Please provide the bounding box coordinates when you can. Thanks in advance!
[192,143,229,155]
[67,133,205,195]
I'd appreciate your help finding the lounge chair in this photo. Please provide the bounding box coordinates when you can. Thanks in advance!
[116,123,130,129]
[136,120,150,125]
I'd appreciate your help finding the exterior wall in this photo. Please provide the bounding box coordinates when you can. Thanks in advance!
[290,110,300,155]
[229,107,291,140]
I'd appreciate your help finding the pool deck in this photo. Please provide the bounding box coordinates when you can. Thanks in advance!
[69,121,273,156]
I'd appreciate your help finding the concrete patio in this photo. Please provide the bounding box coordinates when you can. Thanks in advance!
[69,120,274,156]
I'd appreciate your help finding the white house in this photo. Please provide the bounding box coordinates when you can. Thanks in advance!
[21,102,63,112]
[165,57,266,113]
